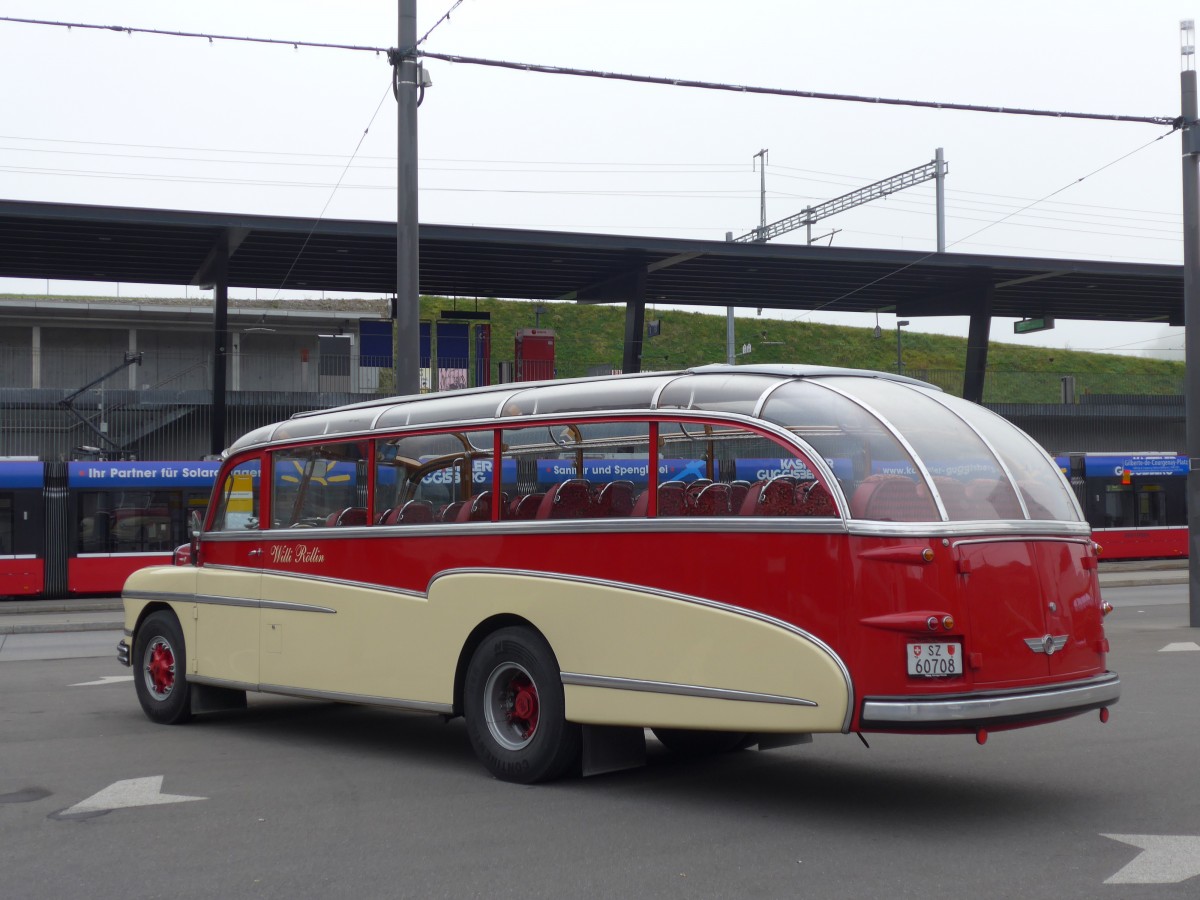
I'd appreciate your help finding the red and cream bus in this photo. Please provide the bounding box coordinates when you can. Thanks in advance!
[119,364,1120,783]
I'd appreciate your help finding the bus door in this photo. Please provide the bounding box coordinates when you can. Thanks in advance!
[195,457,263,687]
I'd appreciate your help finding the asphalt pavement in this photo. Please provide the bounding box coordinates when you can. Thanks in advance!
[0,559,1189,636]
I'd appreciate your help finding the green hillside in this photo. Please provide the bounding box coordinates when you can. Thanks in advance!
[426,296,1185,403]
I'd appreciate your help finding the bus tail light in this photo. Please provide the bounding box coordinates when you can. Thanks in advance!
[1100,707,1110,724]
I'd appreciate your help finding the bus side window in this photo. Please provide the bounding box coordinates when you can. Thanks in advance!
[211,458,262,532]
[659,421,835,517]
[500,421,650,520]
[272,442,366,528]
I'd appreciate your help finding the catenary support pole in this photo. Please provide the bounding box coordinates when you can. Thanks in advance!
[393,0,421,396]
[935,147,946,252]
[1180,55,1200,627]
[210,231,229,456]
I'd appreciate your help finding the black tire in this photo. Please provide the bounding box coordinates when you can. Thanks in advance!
[133,611,193,725]
[651,727,747,756]
[464,627,581,784]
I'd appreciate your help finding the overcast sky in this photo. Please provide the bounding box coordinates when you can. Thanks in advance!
[0,0,1192,359]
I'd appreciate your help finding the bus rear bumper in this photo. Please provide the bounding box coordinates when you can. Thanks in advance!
[859,672,1120,731]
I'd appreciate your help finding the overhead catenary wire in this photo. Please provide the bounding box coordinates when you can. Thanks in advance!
[0,16,1179,126]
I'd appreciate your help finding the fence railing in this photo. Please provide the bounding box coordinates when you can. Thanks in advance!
[1,349,1185,461]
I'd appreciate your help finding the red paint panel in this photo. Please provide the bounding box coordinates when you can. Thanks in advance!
[1092,527,1187,560]
[0,558,44,596]
[69,555,173,594]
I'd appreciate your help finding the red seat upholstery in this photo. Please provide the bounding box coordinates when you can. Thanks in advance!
[326,507,368,527]
[855,477,938,521]
[594,481,635,518]
[752,476,800,516]
[535,479,593,519]
[389,499,434,525]
[657,481,687,517]
[440,501,465,523]
[797,480,837,517]
[508,493,545,520]
[966,478,1023,519]
[688,482,731,516]
[457,491,505,523]
[729,480,751,513]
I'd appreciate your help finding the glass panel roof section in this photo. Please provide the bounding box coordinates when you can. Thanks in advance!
[375,392,512,429]
[503,377,672,417]
[655,373,782,416]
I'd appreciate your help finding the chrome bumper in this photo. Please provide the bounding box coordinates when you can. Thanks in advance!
[117,639,130,667]
[860,672,1120,729]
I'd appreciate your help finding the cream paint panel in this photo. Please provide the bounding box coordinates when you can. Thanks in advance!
[194,568,261,685]
[257,573,429,697]
[422,572,850,732]
[564,685,839,732]
[123,566,198,654]
[253,569,848,731]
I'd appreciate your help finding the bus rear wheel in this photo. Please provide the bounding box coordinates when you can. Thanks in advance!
[133,611,193,725]
[464,627,580,784]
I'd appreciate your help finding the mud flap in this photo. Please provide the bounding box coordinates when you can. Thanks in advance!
[581,725,646,776]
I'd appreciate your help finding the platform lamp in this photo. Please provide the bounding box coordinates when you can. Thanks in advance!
[896,320,910,374]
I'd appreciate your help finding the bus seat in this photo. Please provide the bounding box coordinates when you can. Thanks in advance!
[932,477,972,520]
[376,508,395,525]
[797,480,837,517]
[657,481,687,517]
[631,489,649,518]
[729,480,751,513]
[849,474,907,518]
[458,491,504,523]
[754,476,800,516]
[536,479,593,519]
[966,478,1023,519]
[394,499,434,524]
[861,478,938,522]
[594,480,635,518]
[689,482,731,516]
[509,493,545,520]
[336,507,368,527]
[324,510,343,527]
[440,501,466,523]
[738,481,765,515]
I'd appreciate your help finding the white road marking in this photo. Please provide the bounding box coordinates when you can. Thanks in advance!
[1159,642,1200,652]
[69,675,135,687]
[1103,834,1200,884]
[60,776,205,817]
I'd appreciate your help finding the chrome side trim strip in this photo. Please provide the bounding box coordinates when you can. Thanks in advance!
[123,589,197,604]
[860,673,1120,725]
[194,594,260,609]
[188,674,453,715]
[846,520,1091,539]
[430,567,855,731]
[951,535,1093,549]
[561,671,817,707]
[76,551,170,559]
[0,553,37,560]
[187,674,259,693]
[260,599,337,614]
[257,682,454,715]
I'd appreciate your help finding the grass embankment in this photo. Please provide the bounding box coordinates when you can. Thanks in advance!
[426,296,1184,403]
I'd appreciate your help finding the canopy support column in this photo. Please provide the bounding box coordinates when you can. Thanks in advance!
[621,269,647,374]
[962,283,994,404]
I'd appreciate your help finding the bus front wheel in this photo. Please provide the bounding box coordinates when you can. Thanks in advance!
[464,627,581,784]
[133,611,193,725]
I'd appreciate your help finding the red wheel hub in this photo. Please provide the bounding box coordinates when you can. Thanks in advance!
[508,675,539,738]
[147,640,175,695]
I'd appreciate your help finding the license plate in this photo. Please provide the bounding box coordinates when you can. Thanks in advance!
[907,642,963,677]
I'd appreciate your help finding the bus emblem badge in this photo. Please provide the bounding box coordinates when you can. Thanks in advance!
[1025,634,1068,656]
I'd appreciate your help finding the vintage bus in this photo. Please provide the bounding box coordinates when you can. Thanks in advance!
[118,365,1120,783]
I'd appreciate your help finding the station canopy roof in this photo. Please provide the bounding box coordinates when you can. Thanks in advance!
[0,198,1184,325]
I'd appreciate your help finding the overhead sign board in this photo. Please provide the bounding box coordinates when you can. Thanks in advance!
[1014,316,1055,334]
